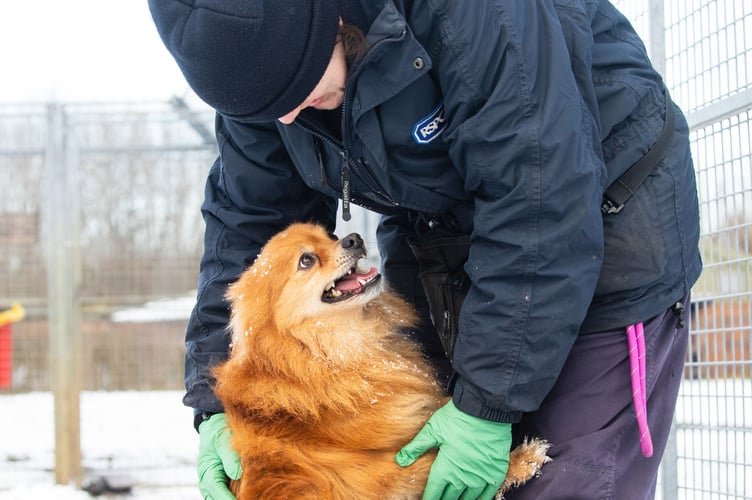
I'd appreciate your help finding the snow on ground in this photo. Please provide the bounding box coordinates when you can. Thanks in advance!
[0,380,750,499]
[110,296,195,323]
[0,391,200,499]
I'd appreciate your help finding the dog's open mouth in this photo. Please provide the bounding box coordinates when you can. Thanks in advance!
[322,264,381,303]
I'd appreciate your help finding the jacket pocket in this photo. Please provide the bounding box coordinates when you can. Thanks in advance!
[596,183,667,297]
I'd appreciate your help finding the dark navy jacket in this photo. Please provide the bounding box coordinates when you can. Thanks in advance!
[184,0,702,423]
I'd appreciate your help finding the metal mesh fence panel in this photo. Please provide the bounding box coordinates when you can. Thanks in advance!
[0,102,216,392]
[1,101,216,492]
[684,114,752,499]
[1,104,51,390]
[667,1,752,498]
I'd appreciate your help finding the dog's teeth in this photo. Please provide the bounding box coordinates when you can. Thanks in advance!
[331,289,342,297]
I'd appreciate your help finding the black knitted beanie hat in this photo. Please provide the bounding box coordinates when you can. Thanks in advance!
[149,0,341,122]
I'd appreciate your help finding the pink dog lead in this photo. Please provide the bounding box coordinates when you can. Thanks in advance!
[627,322,653,458]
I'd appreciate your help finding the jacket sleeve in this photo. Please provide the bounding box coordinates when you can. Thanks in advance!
[431,1,607,422]
[183,116,337,416]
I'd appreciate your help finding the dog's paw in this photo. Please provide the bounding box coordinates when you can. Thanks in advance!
[497,437,552,497]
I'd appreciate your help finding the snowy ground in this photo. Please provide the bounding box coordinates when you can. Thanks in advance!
[0,391,200,500]
[0,380,750,499]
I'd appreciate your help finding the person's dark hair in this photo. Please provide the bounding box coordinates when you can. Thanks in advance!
[339,24,366,62]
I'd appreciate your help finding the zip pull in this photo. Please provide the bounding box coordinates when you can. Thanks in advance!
[340,155,351,221]
[671,301,685,329]
[313,138,328,190]
[338,86,351,222]
[441,310,452,343]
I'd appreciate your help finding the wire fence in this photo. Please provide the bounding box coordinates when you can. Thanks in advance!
[613,0,752,498]
[1,102,214,393]
[1,1,751,497]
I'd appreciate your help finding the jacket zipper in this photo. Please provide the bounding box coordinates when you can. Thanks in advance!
[337,28,407,221]
[296,28,408,221]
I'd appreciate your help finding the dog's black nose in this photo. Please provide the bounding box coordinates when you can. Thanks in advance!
[341,233,364,250]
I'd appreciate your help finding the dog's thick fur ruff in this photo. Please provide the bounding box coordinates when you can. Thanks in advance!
[213,223,550,499]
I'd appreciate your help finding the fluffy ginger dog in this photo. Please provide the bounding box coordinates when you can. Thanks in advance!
[213,223,550,499]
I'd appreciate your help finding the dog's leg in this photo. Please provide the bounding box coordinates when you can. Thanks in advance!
[496,437,552,498]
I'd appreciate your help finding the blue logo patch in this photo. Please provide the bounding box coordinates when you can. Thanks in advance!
[412,103,447,144]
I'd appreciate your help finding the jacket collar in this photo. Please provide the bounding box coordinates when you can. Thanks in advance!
[349,0,433,121]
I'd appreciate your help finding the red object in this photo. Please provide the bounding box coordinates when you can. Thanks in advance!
[0,323,11,388]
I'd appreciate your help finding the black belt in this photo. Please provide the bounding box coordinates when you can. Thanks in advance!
[601,88,676,215]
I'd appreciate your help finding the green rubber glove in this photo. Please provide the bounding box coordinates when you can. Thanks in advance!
[395,401,512,500]
[197,413,242,500]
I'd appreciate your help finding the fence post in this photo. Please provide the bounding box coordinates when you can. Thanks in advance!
[645,1,681,497]
[661,417,679,500]
[45,103,83,486]
[648,0,666,78]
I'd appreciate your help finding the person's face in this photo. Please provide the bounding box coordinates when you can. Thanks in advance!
[277,41,347,125]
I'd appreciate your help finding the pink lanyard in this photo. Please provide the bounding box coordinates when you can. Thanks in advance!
[627,322,654,458]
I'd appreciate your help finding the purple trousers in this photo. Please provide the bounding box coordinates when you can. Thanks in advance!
[505,296,689,500]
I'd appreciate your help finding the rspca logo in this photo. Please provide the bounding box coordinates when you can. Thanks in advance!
[412,103,447,144]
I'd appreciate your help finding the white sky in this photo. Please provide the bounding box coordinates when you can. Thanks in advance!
[0,0,191,103]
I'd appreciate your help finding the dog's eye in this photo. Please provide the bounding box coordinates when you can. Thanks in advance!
[298,253,317,269]
[327,232,338,241]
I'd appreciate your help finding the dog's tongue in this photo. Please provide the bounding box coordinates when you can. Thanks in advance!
[336,267,378,292]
